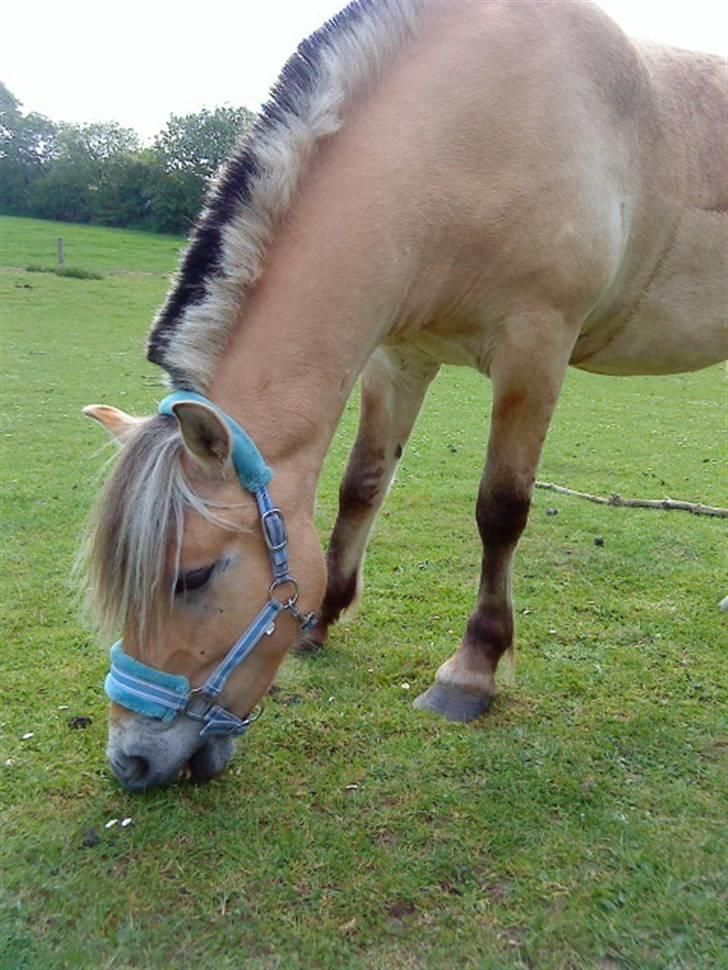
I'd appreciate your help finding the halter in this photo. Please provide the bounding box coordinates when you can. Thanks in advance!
[104,391,315,738]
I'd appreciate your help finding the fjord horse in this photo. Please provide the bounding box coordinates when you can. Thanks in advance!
[82,0,726,789]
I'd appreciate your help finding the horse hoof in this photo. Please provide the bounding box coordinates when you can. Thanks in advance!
[412,682,492,723]
[292,635,325,655]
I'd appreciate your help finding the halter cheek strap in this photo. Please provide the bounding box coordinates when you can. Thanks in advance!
[104,393,315,738]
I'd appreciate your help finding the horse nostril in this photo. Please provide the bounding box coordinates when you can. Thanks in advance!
[125,755,150,785]
[111,752,153,790]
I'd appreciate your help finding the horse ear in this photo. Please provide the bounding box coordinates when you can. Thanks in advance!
[82,404,142,443]
[171,401,232,472]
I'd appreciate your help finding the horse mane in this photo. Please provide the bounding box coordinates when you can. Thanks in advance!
[147,0,422,392]
[77,416,240,641]
[80,2,423,637]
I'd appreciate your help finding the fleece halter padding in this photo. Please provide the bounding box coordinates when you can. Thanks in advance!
[158,390,273,491]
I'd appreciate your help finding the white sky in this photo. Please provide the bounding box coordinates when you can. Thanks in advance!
[2,1,726,141]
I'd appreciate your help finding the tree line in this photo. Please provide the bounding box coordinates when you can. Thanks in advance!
[0,82,254,235]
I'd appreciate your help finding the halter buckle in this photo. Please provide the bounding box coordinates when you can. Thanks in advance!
[186,687,215,720]
[260,507,288,552]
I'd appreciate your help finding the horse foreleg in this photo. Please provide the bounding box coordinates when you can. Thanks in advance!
[298,346,439,651]
[414,315,576,721]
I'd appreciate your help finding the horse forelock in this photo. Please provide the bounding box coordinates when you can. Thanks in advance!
[78,416,236,642]
[147,0,423,392]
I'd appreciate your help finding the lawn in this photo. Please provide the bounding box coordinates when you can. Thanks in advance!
[1,216,726,969]
[0,215,181,276]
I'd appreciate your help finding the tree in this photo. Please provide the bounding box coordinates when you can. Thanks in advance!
[0,82,58,212]
[0,83,22,141]
[56,121,140,169]
[147,167,204,234]
[29,120,141,224]
[0,88,256,233]
[150,105,254,232]
[28,164,94,223]
[92,150,160,229]
[153,105,254,180]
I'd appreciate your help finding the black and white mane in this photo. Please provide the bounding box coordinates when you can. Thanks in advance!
[148,0,421,392]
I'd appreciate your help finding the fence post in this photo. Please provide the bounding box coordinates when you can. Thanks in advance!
[56,238,64,268]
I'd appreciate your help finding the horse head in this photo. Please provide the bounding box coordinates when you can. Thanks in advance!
[81,397,325,790]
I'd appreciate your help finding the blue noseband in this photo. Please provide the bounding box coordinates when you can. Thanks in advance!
[104,392,315,738]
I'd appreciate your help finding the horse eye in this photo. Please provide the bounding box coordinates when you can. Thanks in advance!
[174,564,215,597]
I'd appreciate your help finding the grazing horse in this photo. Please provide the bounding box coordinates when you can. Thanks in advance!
[81,0,726,790]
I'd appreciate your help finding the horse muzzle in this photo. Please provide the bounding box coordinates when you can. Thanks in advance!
[107,712,235,791]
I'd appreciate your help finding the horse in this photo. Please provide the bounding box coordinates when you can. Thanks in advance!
[80,0,726,790]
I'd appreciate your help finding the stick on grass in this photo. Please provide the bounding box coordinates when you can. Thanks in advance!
[534,481,728,518]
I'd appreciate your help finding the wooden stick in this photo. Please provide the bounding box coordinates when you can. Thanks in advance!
[534,481,728,518]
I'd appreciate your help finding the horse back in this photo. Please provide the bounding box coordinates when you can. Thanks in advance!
[385,2,727,375]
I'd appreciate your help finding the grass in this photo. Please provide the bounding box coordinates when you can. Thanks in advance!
[1,216,726,969]
[0,215,182,276]
[26,264,104,281]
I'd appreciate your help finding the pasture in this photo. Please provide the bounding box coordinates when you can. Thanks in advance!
[1,215,726,969]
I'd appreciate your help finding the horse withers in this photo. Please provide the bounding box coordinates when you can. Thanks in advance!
[80,1,726,789]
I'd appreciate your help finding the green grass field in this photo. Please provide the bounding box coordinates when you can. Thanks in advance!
[1,215,726,969]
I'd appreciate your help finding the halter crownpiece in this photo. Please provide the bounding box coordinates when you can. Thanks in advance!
[158,390,273,491]
[104,393,316,738]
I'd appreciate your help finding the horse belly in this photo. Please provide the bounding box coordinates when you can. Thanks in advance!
[576,210,727,376]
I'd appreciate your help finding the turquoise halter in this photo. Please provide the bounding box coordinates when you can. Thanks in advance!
[104,392,315,738]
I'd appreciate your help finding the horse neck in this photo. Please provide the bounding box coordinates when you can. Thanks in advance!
[208,133,420,509]
[206,7,470,501]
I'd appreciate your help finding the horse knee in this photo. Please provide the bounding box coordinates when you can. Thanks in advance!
[476,488,530,548]
[338,452,387,519]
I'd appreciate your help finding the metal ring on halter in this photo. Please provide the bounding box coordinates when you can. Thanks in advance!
[269,577,299,609]
[269,578,317,630]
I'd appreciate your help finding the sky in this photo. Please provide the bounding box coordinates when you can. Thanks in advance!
[2,0,726,141]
